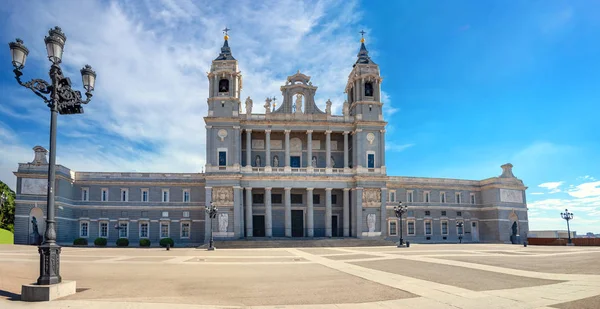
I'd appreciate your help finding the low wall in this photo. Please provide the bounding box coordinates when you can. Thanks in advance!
[527,238,600,246]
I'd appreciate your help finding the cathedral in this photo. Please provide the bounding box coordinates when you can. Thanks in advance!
[12,32,529,246]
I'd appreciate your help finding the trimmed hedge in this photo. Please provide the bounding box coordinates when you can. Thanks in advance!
[94,237,107,246]
[139,239,151,247]
[159,238,174,248]
[116,238,129,247]
[73,238,88,246]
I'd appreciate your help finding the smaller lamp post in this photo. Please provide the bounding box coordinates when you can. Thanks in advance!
[456,222,464,244]
[393,202,408,247]
[561,209,574,245]
[205,202,218,251]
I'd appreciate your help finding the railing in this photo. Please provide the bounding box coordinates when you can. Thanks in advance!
[249,227,347,238]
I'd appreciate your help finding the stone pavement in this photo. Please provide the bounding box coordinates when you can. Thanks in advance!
[1,244,599,308]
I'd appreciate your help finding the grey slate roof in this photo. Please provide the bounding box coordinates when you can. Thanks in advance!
[354,42,376,67]
[215,39,236,61]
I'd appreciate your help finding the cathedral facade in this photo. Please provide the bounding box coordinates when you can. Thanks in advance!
[12,34,529,246]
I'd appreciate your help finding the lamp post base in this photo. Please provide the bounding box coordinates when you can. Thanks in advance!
[37,242,62,285]
[21,280,76,302]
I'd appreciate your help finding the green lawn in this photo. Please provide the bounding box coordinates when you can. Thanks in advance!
[0,228,14,244]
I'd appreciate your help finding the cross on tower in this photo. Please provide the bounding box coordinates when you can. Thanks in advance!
[359,30,366,38]
[223,27,230,36]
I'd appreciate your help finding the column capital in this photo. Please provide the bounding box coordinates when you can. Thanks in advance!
[381,187,388,191]
[354,129,363,133]
[380,129,386,133]
[284,187,292,191]
[246,129,253,133]
[245,187,253,190]
[264,187,272,191]
[325,130,332,134]
[233,186,241,189]
[343,188,351,191]
[233,126,240,129]
[205,187,213,190]
[306,130,313,134]
[343,131,350,135]
[265,129,271,133]
[205,125,213,129]
[306,188,314,191]
[284,129,291,134]
[325,188,333,191]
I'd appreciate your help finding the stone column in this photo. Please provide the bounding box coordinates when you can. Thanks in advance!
[380,129,386,169]
[233,126,241,168]
[307,188,314,237]
[284,130,291,169]
[325,130,332,168]
[245,129,252,168]
[343,131,349,170]
[204,187,212,243]
[380,188,387,236]
[265,187,273,237]
[356,187,363,238]
[284,187,292,237]
[265,129,271,170]
[325,188,332,237]
[233,186,242,238]
[205,126,212,168]
[306,130,313,169]
[343,188,350,237]
[245,187,253,237]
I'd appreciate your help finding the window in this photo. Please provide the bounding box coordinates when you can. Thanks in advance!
[218,151,227,166]
[81,188,89,201]
[424,191,430,203]
[389,191,396,202]
[162,189,169,202]
[425,220,432,235]
[272,194,282,204]
[139,222,149,238]
[313,194,320,205]
[364,82,373,96]
[441,210,447,216]
[440,192,446,203]
[183,189,190,202]
[425,210,431,216]
[101,188,108,201]
[407,191,414,203]
[389,220,398,236]
[441,221,448,235]
[218,79,229,92]
[291,194,303,204]
[162,211,169,218]
[160,222,170,238]
[457,221,464,235]
[181,222,190,238]
[119,222,128,238]
[367,152,375,168]
[457,211,462,217]
[80,222,89,238]
[121,188,128,202]
[332,195,337,204]
[407,210,414,217]
[141,189,149,202]
[407,221,416,236]
[99,222,108,238]
[252,194,264,204]
[470,193,476,204]
[183,211,190,218]
[456,192,462,204]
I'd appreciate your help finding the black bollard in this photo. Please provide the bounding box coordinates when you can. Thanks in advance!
[523,241,527,247]
[406,241,410,248]
[166,243,170,251]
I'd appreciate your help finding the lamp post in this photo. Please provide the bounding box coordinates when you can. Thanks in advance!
[8,27,96,285]
[205,202,218,251]
[561,209,574,245]
[393,202,408,247]
[456,222,464,244]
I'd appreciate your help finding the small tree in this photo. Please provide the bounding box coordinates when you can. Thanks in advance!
[0,181,16,233]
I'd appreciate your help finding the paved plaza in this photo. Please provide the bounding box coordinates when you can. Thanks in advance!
[0,244,599,308]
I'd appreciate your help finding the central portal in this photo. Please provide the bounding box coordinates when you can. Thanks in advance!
[291,210,304,237]
[290,156,301,168]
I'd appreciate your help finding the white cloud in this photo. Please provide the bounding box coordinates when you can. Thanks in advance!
[530,192,544,195]
[538,181,564,193]
[567,181,600,198]
[385,142,414,152]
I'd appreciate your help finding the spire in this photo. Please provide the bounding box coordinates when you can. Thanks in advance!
[354,30,375,67]
[215,27,235,61]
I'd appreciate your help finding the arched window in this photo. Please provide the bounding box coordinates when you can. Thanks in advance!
[364,82,373,96]
[219,79,229,93]
[349,87,354,103]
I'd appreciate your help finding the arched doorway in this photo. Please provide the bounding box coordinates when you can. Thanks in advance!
[29,206,45,245]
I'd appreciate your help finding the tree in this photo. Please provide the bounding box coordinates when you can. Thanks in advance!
[0,181,16,233]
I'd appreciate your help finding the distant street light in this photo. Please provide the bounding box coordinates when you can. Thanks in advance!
[456,222,464,244]
[393,202,408,247]
[205,202,218,251]
[561,209,574,245]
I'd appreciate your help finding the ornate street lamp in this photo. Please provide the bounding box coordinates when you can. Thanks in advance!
[205,202,218,251]
[8,26,96,285]
[456,222,464,244]
[393,201,408,247]
[561,209,574,245]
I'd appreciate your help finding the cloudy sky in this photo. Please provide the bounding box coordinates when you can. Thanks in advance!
[0,0,599,233]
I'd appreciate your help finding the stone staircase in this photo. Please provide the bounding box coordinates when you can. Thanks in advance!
[200,238,397,249]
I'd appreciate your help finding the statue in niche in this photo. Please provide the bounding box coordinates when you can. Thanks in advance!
[218,213,228,233]
[342,100,349,116]
[264,97,272,114]
[273,156,279,167]
[312,156,317,167]
[511,222,518,236]
[367,214,376,233]
[325,99,332,115]
[330,156,335,168]
[30,217,42,245]
[295,94,303,113]
[245,96,253,115]
[255,155,261,167]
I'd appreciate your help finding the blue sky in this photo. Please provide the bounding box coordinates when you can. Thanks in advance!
[0,0,598,233]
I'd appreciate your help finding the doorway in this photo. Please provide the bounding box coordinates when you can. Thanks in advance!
[253,215,265,237]
[332,215,339,237]
[290,156,301,168]
[291,210,304,237]
[471,221,479,242]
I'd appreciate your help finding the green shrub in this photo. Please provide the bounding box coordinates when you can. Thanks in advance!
[94,237,107,246]
[159,238,174,248]
[116,238,129,247]
[73,238,88,246]
[139,238,151,247]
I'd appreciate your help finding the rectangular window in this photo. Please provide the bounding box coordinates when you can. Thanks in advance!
[457,211,462,217]
[291,194,303,204]
[407,210,414,217]
[424,192,430,203]
[162,211,169,218]
[425,210,431,216]
[162,189,169,202]
[141,189,149,202]
[82,188,89,201]
[441,221,448,235]
[119,222,128,238]
[425,220,432,235]
[121,188,128,202]
[441,210,447,216]
[101,188,108,201]
[389,191,396,202]
[367,153,375,168]
[183,211,190,218]
[80,222,89,237]
[407,191,413,203]
[218,151,227,166]
[140,222,149,238]
[389,221,398,236]
[183,189,190,202]
[313,194,320,205]
[440,192,446,203]
[252,194,264,204]
[99,222,108,238]
[407,221,415,236]
[160,223,170,238]
[332,195,337,204]
[271,194,282,204]
[470,193,476,204]
[456,192,462,204]
[181,222,190,238]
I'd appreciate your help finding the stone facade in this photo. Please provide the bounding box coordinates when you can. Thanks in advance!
[12,36,529,246]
